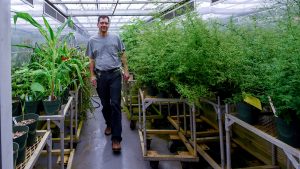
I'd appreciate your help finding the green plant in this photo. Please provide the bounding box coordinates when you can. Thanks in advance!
[12,66,45,101]
[13,12,84,100]
[267,20,300,122]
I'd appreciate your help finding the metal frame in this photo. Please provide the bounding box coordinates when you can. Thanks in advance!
[69,89,80,141]
[67,11,154,16]
[38,96,74,169]
[12,0,277,35]
[16,129,52,169]
[138,88,198,164]
[225,104,300,169]
[0,0,13,169]
[122,77,163,130]
[199,98,225,169]
[51,1,181,4]
[167,98,225,169]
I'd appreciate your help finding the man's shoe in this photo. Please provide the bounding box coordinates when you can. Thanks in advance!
[112,140,121,152]
[104,127,111,135]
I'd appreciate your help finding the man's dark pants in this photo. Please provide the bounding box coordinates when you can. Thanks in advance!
[96,69,122,142]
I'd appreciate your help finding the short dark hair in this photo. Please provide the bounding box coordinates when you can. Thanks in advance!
[98,15,110,23]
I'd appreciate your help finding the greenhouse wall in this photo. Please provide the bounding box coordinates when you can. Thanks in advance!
[0,0,13,169]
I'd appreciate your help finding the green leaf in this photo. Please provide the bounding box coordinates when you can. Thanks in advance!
[30,82,45,93]
[43,16,55,42]
[56,17,73,39]
[12,44,34,49]
[13,12,50,42]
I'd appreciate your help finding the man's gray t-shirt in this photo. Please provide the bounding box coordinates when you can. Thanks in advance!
[86,33,125,71]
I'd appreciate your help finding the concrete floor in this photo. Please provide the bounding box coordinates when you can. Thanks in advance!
[71,98,183,169]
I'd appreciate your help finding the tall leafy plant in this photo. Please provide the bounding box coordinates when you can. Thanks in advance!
[13,12,84,100]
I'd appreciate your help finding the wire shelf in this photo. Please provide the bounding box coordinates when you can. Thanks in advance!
[16,130,51,169]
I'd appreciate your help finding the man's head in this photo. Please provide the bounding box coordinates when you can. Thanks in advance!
[97,15,110,34]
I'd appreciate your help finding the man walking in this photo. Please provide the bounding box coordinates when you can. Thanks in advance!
[86,15,129,152]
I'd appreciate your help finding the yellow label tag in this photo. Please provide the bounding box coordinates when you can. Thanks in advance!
[243,95,262,110]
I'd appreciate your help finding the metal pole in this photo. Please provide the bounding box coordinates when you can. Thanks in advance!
[70,98,74,150]
[225,104,231,169]
[75,90,78,136]
[129,86,132,120]
[176,103,179,132]
[272,144,277,165]
[217,97,225,169]
[60,119,65,169]
[47,119,52,169]
[183,102,187,135]
[192,104,197,156]
[138,91,141,130]
[168,102,170,116]
[142,92,147,156]
[287,157,290,169]
[0,0,13,168]
[189,106,193,138]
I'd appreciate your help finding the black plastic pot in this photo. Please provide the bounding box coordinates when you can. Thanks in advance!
[156,91,168,98]
[37,100,44,114]
[236,102,259,124]
[13,142,19,169]
[146,85,157,96]
[12,99,22,117]
[43,99,61,115]
[15,113,39,146]
[62,88,70,104]
[24,100,39,114]
[13,126,29,165]
[276,117,300,148]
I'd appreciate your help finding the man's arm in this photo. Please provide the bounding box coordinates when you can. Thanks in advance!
[89,58,97,86]
[121,51,130,81]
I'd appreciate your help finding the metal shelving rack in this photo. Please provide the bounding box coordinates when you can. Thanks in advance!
[69,88,84,142]
[225,104,300,169]
[38,96,75,169]
[16,129,52,169]
[122,74,163,130]
[168,98,226,169]
[122,75,139,129]
[199,98,225,169]
[138,88,198,168]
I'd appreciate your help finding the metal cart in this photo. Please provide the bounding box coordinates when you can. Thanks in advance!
[167,98,226,169]
[122,75,163,130]
[38,96,75,169]
[138,88,198,169]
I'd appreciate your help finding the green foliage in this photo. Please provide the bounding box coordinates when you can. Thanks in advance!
[267,15,300,122]
[13,12,85,100]
[121,1,300,122]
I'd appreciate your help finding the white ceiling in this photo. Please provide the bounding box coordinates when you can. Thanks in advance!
[11,0,276,37]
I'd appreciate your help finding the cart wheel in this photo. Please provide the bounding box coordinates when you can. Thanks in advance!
[150,161,159,169]
[70,142,78,149]
[181,162,194,169]
[146,139,151,150]
[169,141,178,153]
[130,120,136,130]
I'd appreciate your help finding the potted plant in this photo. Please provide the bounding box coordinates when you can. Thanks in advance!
[13,142,19,169]
[224,20,278,124]
[14,111,39,147]
[13,125,29,165]
[12,64,46,114]
[265,5,300,147]
[14,12,84,114]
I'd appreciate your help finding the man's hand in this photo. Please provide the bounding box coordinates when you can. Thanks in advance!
[91,76,97,87]
[123,71,130,82]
